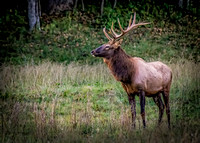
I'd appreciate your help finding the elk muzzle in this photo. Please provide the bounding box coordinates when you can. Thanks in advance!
[91,46,103,57]
[90,50,95,56]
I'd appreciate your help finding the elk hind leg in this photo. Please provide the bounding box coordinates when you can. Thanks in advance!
[162,90,170,129]
[153,93,164,125]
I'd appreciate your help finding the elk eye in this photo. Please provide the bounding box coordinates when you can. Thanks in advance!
[105,46,110,50]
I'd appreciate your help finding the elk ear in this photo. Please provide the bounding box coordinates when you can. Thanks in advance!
[114,39,123,48]
[118,39,123,45]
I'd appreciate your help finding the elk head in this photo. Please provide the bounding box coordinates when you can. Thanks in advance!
[91,13,149,58]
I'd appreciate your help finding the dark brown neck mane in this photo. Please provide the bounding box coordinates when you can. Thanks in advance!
[103,47,134,83]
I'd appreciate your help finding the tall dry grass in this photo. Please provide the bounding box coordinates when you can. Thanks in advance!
[0,60,200,142]
[0,61,113,95]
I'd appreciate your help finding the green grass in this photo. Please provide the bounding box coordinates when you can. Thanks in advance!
[1,60,199,142]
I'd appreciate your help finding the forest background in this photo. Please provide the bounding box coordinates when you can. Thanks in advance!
[0,0,199,142]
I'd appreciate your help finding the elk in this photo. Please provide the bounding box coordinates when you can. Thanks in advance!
[91,13,172,128]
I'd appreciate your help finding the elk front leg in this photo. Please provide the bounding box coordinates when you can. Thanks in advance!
[128,94,136,128]
[139,90,146,128]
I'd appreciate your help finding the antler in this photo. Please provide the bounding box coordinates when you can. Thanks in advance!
[103,13,149,43]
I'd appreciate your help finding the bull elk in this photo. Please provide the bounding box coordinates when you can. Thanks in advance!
[91,13,172,128]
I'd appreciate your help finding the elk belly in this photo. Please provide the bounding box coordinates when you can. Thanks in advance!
[145,75,163,95]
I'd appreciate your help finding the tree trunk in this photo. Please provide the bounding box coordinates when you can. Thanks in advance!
[101,0,104,16]
[74,0,78,9]
[28,0,41,31]
[81,0,84,11]
[113,0,117,9]
[179,0,183,8]
[187,0,190,9]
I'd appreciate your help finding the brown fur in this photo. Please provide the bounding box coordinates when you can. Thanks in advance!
[104,47,172,95]
[103,48,133,83]
[91,45,172,128]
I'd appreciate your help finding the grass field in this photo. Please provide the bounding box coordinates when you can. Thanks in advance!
[1,59,199,142]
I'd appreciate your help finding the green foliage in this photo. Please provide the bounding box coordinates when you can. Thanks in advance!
[0,9,27,42]
[1,1,199,64]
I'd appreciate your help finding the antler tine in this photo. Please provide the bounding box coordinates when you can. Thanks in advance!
[117,18,124,33]
[124,12,149,33]
[128,15,133,27]
[103,12,149,42]
[133,22,150,28]
[111,22,119,38]
[103,28,113,42]
[133,12,136,25]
